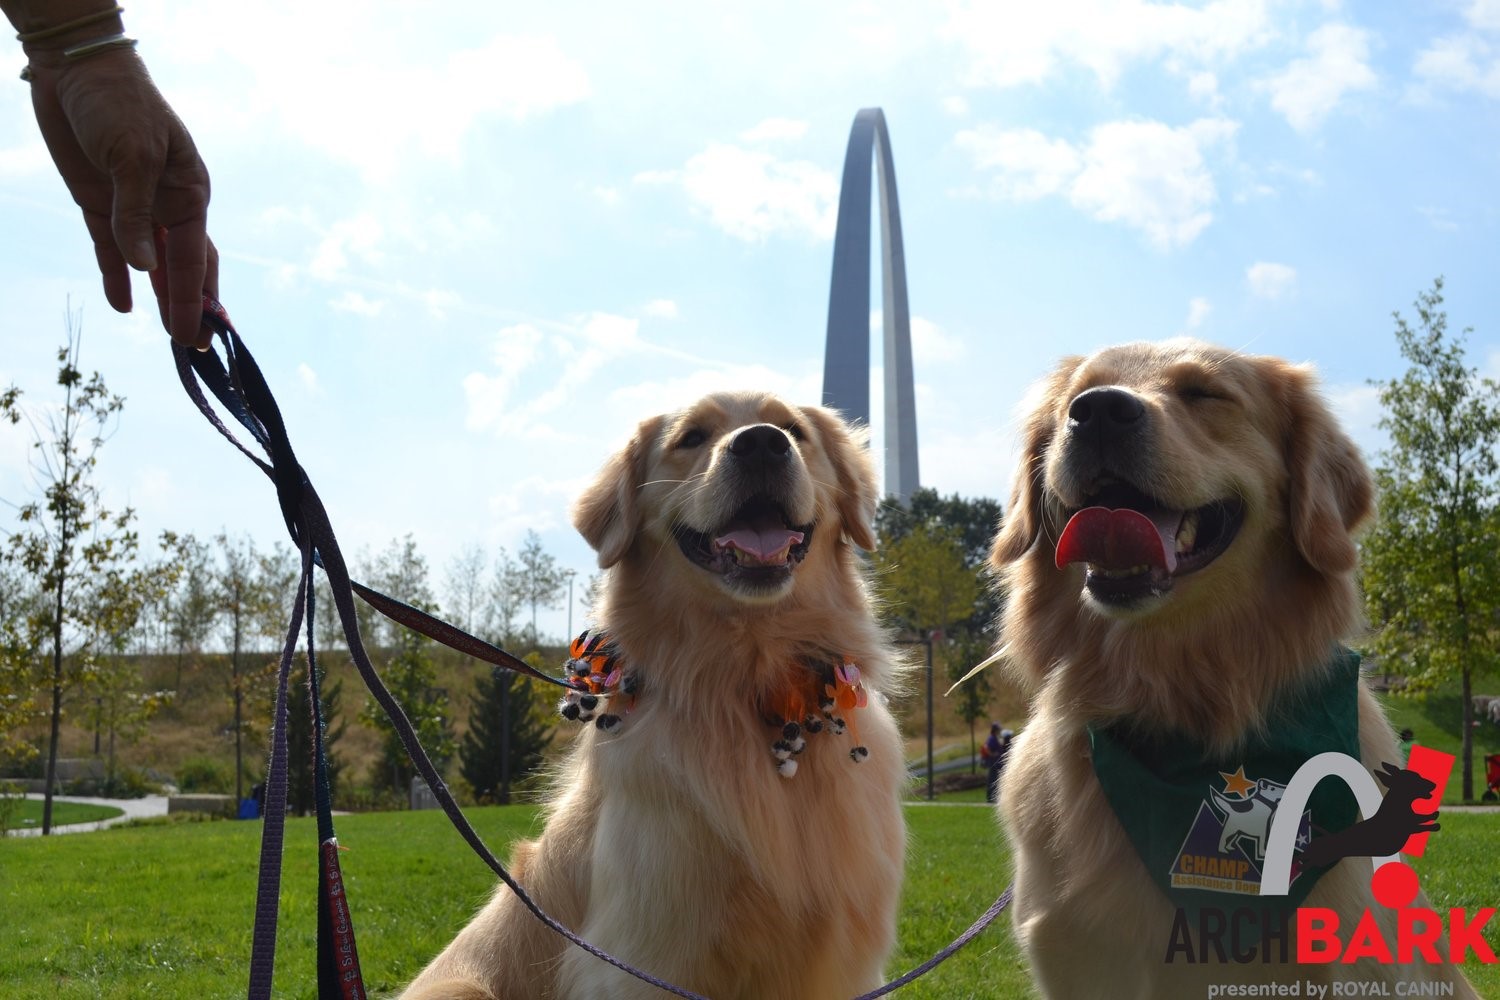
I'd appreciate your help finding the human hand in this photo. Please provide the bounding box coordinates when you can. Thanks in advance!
[25,46,215,348]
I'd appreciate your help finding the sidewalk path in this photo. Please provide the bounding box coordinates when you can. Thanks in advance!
[7,793,170,837]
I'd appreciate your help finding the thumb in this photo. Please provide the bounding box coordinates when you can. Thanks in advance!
[110,161,162,271]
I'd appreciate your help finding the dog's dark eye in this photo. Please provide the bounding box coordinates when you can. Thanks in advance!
[783,423,806,442]
[676,428,707,449]
[1179,385,1224,402]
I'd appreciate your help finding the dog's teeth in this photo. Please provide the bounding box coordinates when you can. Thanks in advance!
[1176,510,1199,554]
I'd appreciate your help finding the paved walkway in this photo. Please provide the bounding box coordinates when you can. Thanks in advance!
[7,793,170,837]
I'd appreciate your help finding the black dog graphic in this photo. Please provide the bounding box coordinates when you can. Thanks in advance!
[1299,762,1440,869]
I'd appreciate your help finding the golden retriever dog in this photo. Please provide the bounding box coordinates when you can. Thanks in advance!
[403,391,906,1000]
[989,340,1476,999]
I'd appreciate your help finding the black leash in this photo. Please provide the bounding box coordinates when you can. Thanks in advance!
[175,297,1011,999]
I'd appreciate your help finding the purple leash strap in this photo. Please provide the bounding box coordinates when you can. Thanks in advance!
[174,297,1011,999]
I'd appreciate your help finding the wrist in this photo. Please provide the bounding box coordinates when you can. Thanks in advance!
[17,4,124,60]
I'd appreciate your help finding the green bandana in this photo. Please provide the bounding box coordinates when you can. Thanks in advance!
[1088,647,1362,922]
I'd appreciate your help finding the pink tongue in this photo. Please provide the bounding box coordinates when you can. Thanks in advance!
[716,527,805,562]
[1055,507,1180,573]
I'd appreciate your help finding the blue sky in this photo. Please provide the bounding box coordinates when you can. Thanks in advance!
[2,0,1498,642]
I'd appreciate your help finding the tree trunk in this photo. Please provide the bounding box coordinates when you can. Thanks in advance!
[500,681,511,806]
[1461,662,1473,802]
[41,566,66,836]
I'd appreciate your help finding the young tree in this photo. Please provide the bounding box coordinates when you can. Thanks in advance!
[77,532,182,789]
[948,630,995,772]
[459,662,554,805]
[215,532,274,804]
[164,532,217,690]
[488,547,525,646]
[516,530,566,644]
[0,556,43,765]
[2,322,142,833]
[1362,279,1500,801]
[876,488,1004,630]
[872,522,983,638]
[358,536,454,799]
[285,655,347,817]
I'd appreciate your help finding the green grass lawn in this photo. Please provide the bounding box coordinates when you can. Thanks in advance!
[7,800,125,829]
[2,805,1496,999]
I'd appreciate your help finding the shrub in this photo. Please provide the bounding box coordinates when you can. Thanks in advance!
[176,756,234,794]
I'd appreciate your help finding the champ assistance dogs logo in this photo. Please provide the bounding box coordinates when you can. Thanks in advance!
[1170,766,1313,897]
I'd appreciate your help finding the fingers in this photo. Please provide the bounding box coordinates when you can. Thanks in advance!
[82,207,132,313]
[162,218,211,348]
[109,155,161,273]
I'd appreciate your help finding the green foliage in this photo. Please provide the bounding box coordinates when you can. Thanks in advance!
[175,756,235,794]
[873,521,983,636]
[459,656,555,805]
[1361,278,1500,800]
[516,530,566,644]
[876,488,1003,631]
[0,319,156,831]
[285,656,347,816]
[358,536,455,798]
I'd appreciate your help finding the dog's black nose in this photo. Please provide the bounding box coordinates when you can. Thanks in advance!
[729,424,792,463]
[1067,386,1145,445]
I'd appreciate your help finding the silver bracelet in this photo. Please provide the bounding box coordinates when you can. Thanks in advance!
[62,32,138,60]
[20,32,136,81]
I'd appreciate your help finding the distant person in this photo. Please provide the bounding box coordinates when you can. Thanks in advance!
[983,723,1012,803]
[4,0,216,348]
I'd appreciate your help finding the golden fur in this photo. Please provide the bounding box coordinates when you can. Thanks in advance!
[990,340,1476,999]
[402,391,906,1000]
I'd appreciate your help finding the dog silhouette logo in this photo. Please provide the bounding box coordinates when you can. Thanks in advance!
[1298,762,1440,870]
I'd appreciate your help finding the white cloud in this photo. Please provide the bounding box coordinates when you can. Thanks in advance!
[1071,118,1237,248]
[954,127,1082,200]
[643,299,679,319]
[958,117,1236,248]
[1469,0,1500,31]
[298,363,321,394]
[636,143,838,242]
[0,140,48,178]
[871,310,965,364]
[309,213,384,281]
[739,118,810,143]
[1186,297,1212,330]
[941,95,970,116]
[1414,33,1500,100]
[941,0,1272,91]
[463,323,545,431]
[1323,383,1386,461]
[592,185,621,205]
[1188,71,1222,106]
[1246,261,1298,299]
[608,364,822,414]
[137,6,590,182]
[1261,24,1377,132]
[330,290,385,317]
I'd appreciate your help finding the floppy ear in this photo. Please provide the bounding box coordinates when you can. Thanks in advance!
[802,405,879,551]
[990,357,1081,568]
[1275,361,1374,575]
[572,415,664,569]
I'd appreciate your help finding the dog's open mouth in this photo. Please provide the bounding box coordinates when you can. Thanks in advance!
[1054,480,1244,606]
[674,496,814,591]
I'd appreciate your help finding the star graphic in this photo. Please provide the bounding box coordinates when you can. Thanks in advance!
[1220,766,1256,798]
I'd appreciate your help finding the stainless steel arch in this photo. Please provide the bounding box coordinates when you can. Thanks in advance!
[822,107,920,506]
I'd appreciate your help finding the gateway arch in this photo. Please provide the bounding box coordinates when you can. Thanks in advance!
[821,107,920,506]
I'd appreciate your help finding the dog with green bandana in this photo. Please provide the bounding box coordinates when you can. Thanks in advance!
[985,341,1477,1000]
